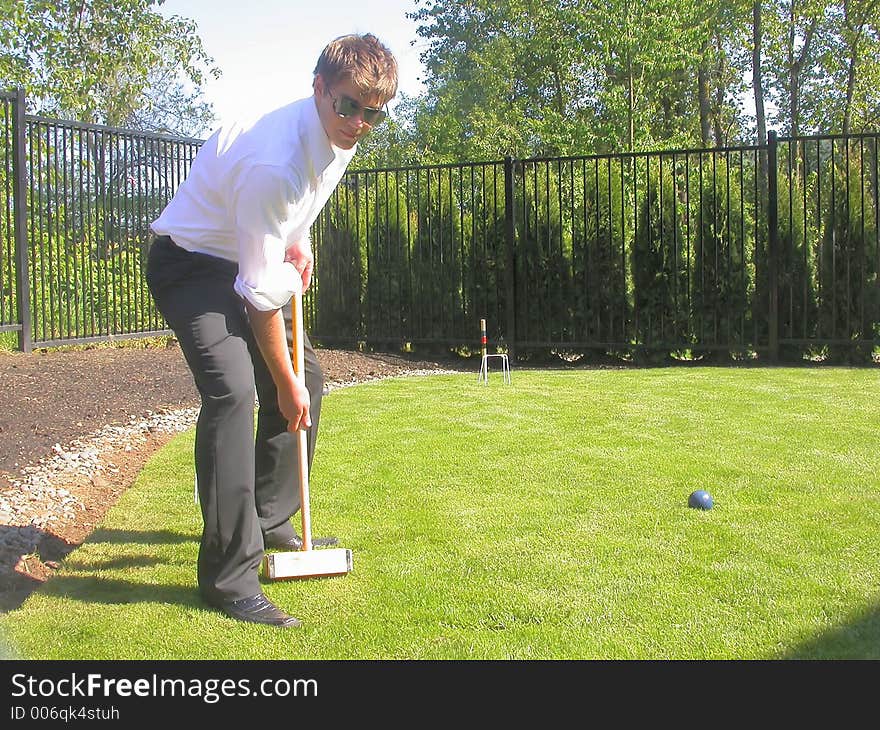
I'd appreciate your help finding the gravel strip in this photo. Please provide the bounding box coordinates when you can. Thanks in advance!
[0,408,198,575]
[0,368,459,578]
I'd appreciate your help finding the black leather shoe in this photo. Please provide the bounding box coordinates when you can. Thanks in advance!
[207,593,301,628]
[264,534,339,550]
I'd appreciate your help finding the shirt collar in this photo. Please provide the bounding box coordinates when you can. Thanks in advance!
[303,96,357,176]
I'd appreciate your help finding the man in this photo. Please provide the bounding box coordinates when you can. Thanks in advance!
[146,34,398,628]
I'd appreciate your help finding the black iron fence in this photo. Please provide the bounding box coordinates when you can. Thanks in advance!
[0,90,201,350]
[773,134,880,362]
[311,133,878,363]
[2,88,878,362]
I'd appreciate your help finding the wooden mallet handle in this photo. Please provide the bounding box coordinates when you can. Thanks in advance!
[291,292,313,551]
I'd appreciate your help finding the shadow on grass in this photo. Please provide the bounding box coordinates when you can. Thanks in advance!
[39,575,200,608]
[42,527,203,607]
[0,526,199,613]
[778,602,880,659]
[62,555,167,571]
[85,527,198,545]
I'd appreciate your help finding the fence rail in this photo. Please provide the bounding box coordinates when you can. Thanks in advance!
[2,89,878,362]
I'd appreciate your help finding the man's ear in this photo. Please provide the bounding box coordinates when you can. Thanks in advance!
[313,73,325,96]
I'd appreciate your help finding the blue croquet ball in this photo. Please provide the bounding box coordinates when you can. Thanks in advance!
[688,489,714,510]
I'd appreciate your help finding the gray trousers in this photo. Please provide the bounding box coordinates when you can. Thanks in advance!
[146,235,323,603]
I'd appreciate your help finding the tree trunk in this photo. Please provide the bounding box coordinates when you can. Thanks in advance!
[789,15,817,138]
[712,34,726,145]
[625,0,634,152]
[844,49,858,135]
[752,2,767,146]
[698,63,712,146]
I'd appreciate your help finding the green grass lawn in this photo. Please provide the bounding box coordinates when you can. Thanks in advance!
[2,366,878,659]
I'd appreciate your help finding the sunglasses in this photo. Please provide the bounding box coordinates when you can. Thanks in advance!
[327,88,387,126]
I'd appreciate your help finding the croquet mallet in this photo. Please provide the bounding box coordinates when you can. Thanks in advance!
[262,291,352,580]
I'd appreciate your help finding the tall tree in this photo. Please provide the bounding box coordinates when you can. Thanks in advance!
[402,0,880,161]
[762,0,827,136]
[699,0,752,146]
[809,0,880,133]
[840,0,880,133]
[0,0,219,136]
[409,0,727,158]
[408,0,606,158]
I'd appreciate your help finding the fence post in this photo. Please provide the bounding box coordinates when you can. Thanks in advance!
[503,156,517,360]
[12,88,31,353]
[766,131,779,363]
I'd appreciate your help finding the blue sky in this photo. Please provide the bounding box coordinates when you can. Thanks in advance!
[158,0,428,126]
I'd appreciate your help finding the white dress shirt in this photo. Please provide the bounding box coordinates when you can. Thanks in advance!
[151,96,356,310]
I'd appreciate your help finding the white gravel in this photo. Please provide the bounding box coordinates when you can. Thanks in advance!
[0,368,460,579]
[0,407,199,575]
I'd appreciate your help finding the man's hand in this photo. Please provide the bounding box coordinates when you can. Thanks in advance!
[280,378,311,433]
[284,239,314,292]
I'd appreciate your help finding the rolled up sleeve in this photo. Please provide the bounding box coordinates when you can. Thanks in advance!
[231,165,309,311]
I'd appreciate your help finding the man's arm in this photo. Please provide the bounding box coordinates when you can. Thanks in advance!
[245,302,310,432]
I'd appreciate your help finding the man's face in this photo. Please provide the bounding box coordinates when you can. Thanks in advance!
[313,74,386,150]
